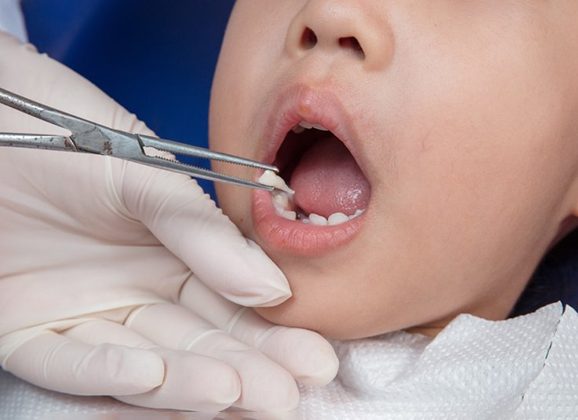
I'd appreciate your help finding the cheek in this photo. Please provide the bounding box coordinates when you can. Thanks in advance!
[212,0,299,106]
[380,6,575,279]
[210,3,302,222]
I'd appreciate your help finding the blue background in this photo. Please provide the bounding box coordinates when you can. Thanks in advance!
[21,0,236,197]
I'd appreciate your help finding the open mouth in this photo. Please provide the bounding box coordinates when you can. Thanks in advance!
[260,121,370,226]
[252,88,371,255]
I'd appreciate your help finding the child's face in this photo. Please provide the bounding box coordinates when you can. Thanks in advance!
[210,1,578,339]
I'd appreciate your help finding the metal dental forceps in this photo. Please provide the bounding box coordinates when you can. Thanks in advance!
[0,87,277,190]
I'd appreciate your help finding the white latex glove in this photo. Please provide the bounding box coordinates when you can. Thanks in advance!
[0,33,338,412]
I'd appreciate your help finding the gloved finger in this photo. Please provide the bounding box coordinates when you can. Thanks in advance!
[63,319,241,412]
[63,319,157,349]
[229,310,339,387]
[2,331,164,396]
[178,276,339,386]
[115,348,240,412]
[177,275,340,386]
[118,164,291,308]
[126,303,300,411]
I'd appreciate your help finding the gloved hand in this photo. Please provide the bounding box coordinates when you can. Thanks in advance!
[0,33,338,412]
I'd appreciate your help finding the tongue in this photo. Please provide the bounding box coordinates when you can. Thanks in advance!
[290,136,370,218]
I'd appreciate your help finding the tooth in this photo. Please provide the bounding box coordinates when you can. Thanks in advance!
[328,212,349,226]
[309,213,328,226]
[273,202,286,215]
[273,202,284,216]
[292,125,306,134]
[349,209,366,220]
[272,191,290,210]
[258,170,295,195]
[298,122,329,131]
[281,210,297,221]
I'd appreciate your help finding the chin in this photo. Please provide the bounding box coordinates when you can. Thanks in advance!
[255,298,357,340]
[250,258,388,340]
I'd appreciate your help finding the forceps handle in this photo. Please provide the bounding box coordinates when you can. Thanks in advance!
[0,133,77,151]
[0,87,94,134]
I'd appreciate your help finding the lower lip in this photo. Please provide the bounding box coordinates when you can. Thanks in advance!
[252,190,365,256]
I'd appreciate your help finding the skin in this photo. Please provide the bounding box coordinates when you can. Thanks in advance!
[210,0,578,339]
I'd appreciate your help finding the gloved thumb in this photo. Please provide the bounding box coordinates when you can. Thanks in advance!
[117,163,291,307]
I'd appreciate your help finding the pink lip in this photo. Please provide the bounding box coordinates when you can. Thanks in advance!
[260,85,365,168]
[252,84,368,256]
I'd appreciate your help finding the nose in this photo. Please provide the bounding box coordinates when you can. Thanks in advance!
[285,0,394,71]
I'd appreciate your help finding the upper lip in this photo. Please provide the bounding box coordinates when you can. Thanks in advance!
[259,84,366,175]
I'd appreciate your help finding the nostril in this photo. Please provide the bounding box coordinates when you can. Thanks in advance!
[296,29,366,60]
[300,27,318,50]
[338,36,365,59]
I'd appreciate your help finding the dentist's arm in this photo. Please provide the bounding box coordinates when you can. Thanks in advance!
[0,33,338,412]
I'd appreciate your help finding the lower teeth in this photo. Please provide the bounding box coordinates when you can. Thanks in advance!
[259,171,365,226]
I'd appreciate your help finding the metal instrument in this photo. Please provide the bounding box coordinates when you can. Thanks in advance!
[0,87,277,191]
